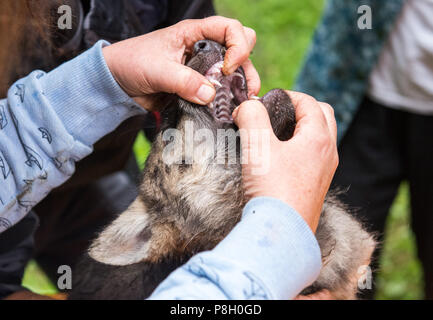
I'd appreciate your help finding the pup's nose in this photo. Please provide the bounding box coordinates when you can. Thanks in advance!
[194,40,212,53]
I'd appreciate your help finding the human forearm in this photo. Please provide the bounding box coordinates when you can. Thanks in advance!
[149,197,321,300]
[0,40,144,231]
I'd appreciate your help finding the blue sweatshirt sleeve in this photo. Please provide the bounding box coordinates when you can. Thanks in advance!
[149,197,322,300]
[0,40,144,232]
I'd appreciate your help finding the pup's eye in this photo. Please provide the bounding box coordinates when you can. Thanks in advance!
[221,47,226,56]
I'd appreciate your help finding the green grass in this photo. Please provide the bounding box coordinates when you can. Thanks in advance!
[376,183,423,300]
[133,131,152,170]
[215,0,325,93]
[22,0,423,300]
[22,261,58,295]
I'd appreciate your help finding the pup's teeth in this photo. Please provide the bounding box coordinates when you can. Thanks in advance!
[206,61,224,77]
[250,95,260,100]
[215,61,224,70]
[210,79,223,88]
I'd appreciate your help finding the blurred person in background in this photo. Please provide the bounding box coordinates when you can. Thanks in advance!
[295,0,433,299]
[0,0,215,299]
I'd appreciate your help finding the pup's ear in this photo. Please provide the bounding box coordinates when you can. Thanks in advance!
[88,198,152,266]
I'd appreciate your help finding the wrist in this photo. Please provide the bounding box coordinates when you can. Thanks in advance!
[281,196,321,233]
[101,46,123,93]
[249,190,319,233]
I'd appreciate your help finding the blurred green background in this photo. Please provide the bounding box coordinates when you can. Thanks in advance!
[22,0,423,299]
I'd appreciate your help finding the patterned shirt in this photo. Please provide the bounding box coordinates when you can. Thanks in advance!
[294,0,405,142]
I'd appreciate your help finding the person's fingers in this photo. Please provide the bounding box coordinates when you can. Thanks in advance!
[285,90,324,122]
[233,100,275,157]
[223,24,255,75]
[241,59,261,97]
[318,102,337,142]
[180,16,256,74]
[151,61,216,105]
[284,90,329,136]
[243,26,257,53]
[233,100,276,177]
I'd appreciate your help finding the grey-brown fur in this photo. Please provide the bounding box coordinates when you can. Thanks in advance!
[69,40,375,300]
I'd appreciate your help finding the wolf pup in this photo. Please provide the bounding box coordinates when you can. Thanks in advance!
[69,40,376,300]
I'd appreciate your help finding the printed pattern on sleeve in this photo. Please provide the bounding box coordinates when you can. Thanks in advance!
[0,41,143,232]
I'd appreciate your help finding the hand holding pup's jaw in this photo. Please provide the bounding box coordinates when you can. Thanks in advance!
[102,16,260,110]
[233,92,338,233]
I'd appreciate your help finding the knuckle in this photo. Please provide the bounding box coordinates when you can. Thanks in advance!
[319,136,339,169]
[244,27,257,45]
[314,132,333,150]
[321,102,333,111]
[176,19,192,29]
[249,27,257,40]
[292,91,318,106]
[321,102,335,115]
[207,15,223,23]
[229,18,243,29]
[315,133,328,147]
[304,93,317,102]
[301,94,319,106]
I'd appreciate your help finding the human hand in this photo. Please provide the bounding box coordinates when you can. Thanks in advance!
[233,91,338,232]
[102,16,259,110]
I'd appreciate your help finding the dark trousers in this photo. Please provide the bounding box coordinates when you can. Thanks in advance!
[331,97,433,299]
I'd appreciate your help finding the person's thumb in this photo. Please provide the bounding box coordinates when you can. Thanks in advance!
[233,100,273,131]
[233,100,276,171]
[155,62,216,105]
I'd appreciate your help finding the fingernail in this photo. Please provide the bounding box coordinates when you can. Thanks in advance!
[232,106,240,119]
[222,60,234,75]
[196,84,215,104]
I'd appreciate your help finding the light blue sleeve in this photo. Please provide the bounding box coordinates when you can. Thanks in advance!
[0,40,144,232]
[149,197,322,300]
